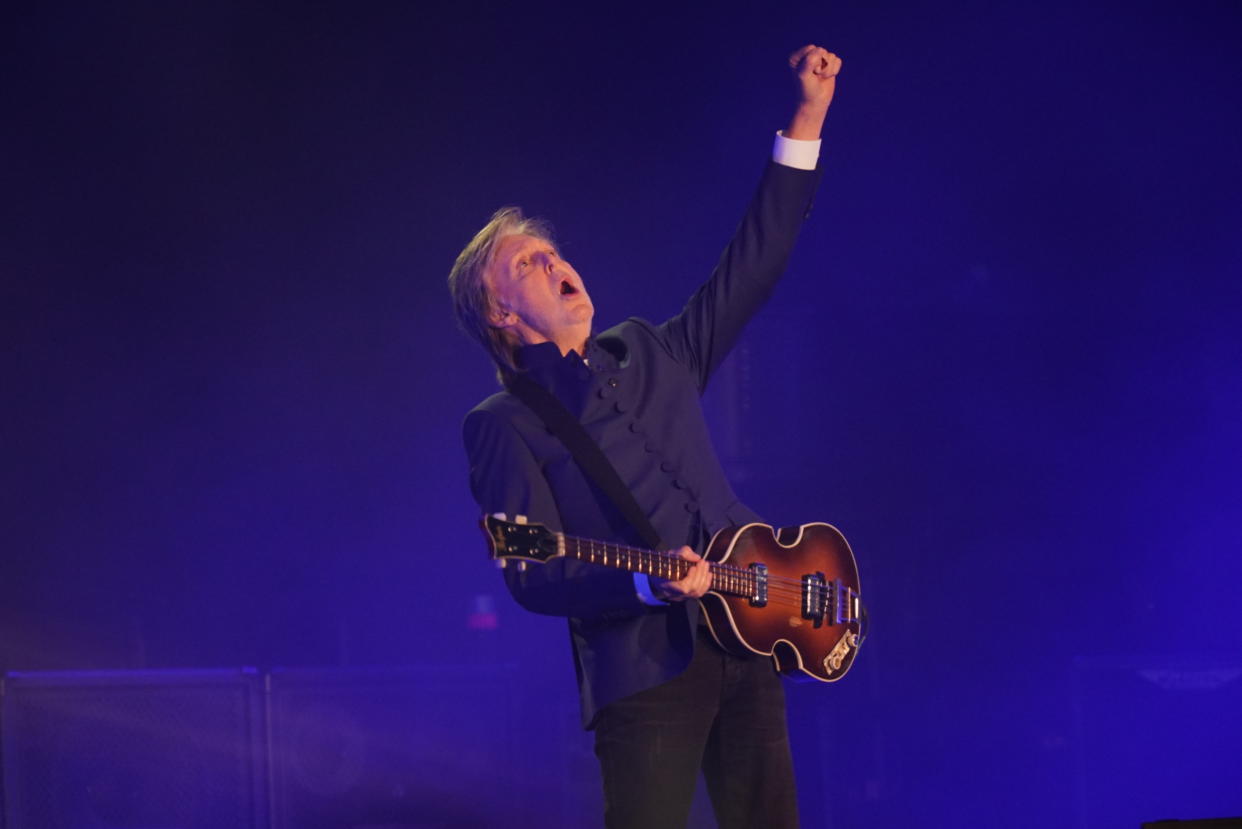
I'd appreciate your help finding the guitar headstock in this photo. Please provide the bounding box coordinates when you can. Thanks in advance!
[481,513,561,567]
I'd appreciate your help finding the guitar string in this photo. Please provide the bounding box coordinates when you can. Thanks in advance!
[497,524,856,595]
[494,527,858,619]
[563,537,858,611]
[569,544,848,600]
[566,536,850,591]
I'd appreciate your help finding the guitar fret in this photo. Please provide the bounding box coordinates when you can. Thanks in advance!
[563,534,763,599]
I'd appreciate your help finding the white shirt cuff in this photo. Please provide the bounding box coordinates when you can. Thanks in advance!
[634,572,667,606]
[773,130,821,171]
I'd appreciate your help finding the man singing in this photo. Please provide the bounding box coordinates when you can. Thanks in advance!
[448,44,841,829]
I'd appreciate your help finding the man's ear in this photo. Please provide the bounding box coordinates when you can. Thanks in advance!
[487,304,514,329]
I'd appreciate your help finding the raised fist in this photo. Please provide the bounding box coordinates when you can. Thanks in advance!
[789,44,842,109]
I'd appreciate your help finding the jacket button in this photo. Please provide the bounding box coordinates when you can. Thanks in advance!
[628,421,644,434]
[645,441,657,453]
[614,400,628,413]
[684,501,699,513]
[598,387,612,399]
[660,460,675,473]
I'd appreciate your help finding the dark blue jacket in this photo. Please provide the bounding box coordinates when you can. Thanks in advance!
[463,159,822,727]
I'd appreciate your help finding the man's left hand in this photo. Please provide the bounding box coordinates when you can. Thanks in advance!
[649,547,712,602]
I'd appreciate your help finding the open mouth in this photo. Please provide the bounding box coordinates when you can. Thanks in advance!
[559,280,577,296]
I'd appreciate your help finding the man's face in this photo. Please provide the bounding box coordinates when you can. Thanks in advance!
[483,233,594,355]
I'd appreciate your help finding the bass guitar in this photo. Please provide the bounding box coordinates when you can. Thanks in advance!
[481,514,867,683]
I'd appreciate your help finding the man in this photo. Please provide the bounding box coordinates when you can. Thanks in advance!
[449,44,840,829]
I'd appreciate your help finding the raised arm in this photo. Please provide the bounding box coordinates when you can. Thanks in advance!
[656,44,841,389]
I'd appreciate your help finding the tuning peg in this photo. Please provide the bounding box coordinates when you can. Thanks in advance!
[491,512,508,520]
[514,514,528,524]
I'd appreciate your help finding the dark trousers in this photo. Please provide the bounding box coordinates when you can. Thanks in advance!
[593,626,799,829]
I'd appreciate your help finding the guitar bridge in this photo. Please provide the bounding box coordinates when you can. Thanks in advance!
[748,562,768,607]
[801,575,864,628]
[831,580,861,626]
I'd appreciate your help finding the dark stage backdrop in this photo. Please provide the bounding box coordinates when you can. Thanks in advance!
[3,1,1240,827]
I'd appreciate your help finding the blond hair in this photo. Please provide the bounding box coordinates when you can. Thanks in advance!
[447,206,554,378]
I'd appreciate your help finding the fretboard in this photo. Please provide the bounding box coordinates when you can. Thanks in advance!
[560,534,756,598]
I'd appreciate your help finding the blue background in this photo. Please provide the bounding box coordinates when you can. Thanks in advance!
[4,1,1240,826]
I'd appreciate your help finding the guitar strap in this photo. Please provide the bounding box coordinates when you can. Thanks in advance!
[506,371,665,552]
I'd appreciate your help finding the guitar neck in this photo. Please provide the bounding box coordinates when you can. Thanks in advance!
[559,534,753,598]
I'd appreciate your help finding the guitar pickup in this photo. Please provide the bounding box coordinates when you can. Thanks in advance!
[748,562,768,607]
[802,573,826,626]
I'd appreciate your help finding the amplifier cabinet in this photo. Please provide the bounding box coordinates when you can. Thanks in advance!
[1,668,267,829]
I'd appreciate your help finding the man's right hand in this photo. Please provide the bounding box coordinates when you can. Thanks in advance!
[650,546,712,602]
[784,44,842,141]
[789,44,842,111]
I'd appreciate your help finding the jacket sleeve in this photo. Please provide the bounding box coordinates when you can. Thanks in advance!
[656,160,823,391]
[464,407,650,621]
